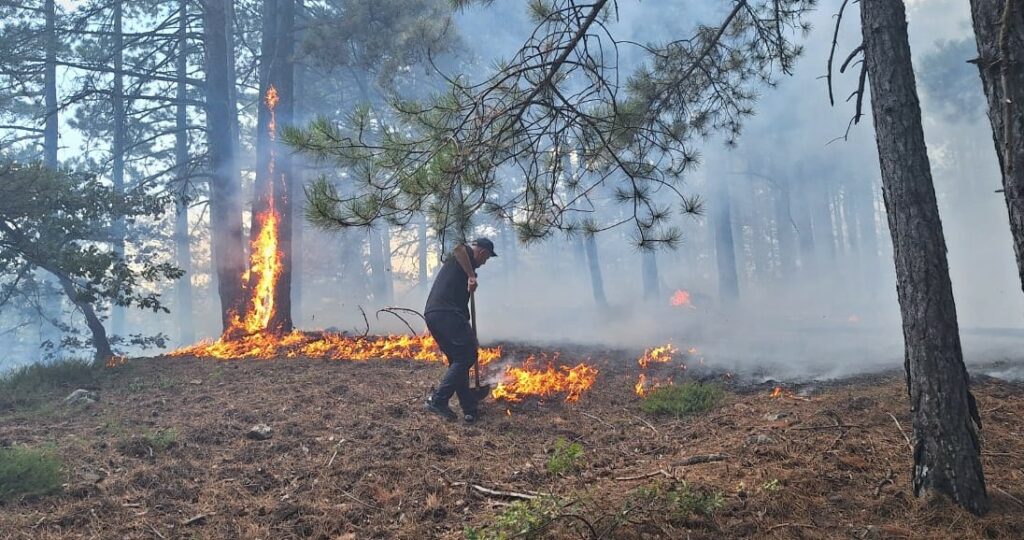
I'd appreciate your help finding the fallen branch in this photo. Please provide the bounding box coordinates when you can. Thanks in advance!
[614,469,675,481]
[579,410,614,429]
[147,523,167,539]
[767,522,818,532]
[888,413,913,451]
[451,481,545,501]
[676,453,729,466]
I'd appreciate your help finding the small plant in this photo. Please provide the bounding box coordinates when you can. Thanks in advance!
[142,428,178,452]
[546,437,583,475]
[640,382,724,417]
[465,497,564,540]
[762,479,781,492]
[626,482,724,522]
[0,446,63,501]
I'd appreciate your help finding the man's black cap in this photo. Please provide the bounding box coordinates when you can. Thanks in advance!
[472,237,497,257]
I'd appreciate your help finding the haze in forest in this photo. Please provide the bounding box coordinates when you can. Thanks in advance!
[1,0,1022,382]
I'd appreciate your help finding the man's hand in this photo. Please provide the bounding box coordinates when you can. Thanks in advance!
[468,275,478,293]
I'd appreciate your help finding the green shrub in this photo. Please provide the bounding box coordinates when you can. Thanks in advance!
[0,359,96,410]
[465,497,564,540]
[0,446,63,501]
[627,482,724,521]
[143,428,178,452]
[546,437,583,475]
[640,382,724,417]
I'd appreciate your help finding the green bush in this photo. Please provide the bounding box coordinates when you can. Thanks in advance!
[0,359,96,410]
[546,438,583,475]
[640,382,724,417]
[0,446,63,501]
[143,428,178,452]
[627,482,724,520]
[465,497,564,540]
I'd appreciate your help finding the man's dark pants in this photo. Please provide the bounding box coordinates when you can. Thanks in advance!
[425,310,479,414]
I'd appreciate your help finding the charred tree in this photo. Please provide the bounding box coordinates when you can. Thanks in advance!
[860,0,989,514]
[202,0,246,330]
[970,0,1024,297]
[252,0,296,333]
[174,0,195,344]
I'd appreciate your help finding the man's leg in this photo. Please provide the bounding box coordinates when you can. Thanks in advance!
[452,347,479,416]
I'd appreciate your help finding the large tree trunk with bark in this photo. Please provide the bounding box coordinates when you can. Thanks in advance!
[970,0,1024,297]
[52,272,113,364]
[861,0,989,515]
[202,0,246,330]
[252,0,295,333]
[174,0,195,344]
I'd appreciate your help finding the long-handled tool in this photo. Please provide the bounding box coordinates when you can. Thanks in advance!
[470,291,490,400]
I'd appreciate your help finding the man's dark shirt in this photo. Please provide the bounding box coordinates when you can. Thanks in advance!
[424,248,477,319]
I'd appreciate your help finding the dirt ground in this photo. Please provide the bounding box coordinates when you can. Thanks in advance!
[2,350,1024,539]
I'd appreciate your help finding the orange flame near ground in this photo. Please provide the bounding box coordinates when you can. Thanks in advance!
[635,344,682,396]
[490,354,599,403]
[670,289,694,307]
[771,386,784,398]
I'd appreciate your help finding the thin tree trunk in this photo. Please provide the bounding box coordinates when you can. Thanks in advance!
[970,0,1024,298]
[367,229,387,304]
[173,0,195,344]
[381,225,394,304]
[861,0,988,515]
[111,1,126,338]
[54,272,113,364]
[418,216,429,293]
[713,177,739,303]
[641,250,659,301]
[584,233,607,307]
[811,178,837,270]
[202,0,246,330]
[773,183,798,278]
[43,0,58,168]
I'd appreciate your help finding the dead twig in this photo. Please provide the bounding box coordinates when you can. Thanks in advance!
[341,489,377,509]
[767,522,818,532]
[676,453,729,466]
[147,523,167,539]
[325,450,338,468]
[791,423,864,431]
[631,414,658,435]
[579,410,614,429]
[451,481,545,501]
[997,486,1024,509]
[376,308,419,335]
[888,413,913,451]
[614,469,675,481]
[874,468,895,497]
[356,306,370,337]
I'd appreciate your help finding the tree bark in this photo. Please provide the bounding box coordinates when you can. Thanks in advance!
[367,228,387,304]
[202,0,246,330]
[713,176,739,303]
[418,215,429,293]
[174,0,195,344]
[54,273,113,364]
[861,0,989,515]
[970,0,1024,297]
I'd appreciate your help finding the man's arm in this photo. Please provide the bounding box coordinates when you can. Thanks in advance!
[452,244,478,292]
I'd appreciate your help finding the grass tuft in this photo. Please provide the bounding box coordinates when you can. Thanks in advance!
[0,446,63,501]
[0,359,97,410]
[640,382,723,417]
[546,437,583,475]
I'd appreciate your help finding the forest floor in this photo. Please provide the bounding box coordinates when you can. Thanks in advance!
[2,347,1024,539]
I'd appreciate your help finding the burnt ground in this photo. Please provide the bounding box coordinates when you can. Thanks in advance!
[1,351,1024,539]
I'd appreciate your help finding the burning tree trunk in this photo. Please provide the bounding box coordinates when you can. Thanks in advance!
[860,0,989,515]
[969,0,1024,298]
[250,0,295,334]
[202,0,246,330]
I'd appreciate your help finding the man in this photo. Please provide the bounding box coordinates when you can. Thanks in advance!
[423,238,497,423]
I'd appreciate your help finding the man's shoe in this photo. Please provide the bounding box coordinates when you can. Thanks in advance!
[463,411,479,424]
[425,398,457,421]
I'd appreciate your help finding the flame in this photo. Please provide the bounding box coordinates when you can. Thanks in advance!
[490,354,599,403]
[670,289,694,307]
[638,344,678,369]
[771,386,783,398]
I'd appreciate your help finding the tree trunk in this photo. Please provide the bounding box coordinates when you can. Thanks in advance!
[793,171,816,272]
[43,0,58,168]
[292,4,307,323]
[381,225,394,304]
[641,250,659,301]
[713,177,739,303]
[367,228,387,304]
[174,0,195,344]
[584,233,608,307]
[811,177,837,271]
[772,184,798,279]
[252,0,295,333]
[54,272,113,364]
[110,1,126,338]
[970,0,1024,297]
[861,0,989,515]
[202,0,246,330]
[418,216,429,292]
